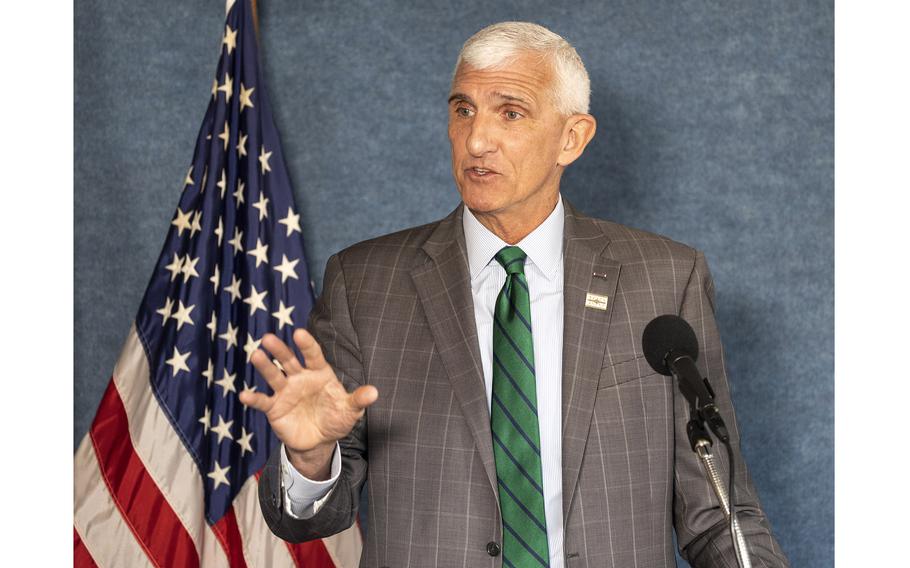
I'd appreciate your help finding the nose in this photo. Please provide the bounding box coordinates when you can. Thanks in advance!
[465,112,497,157]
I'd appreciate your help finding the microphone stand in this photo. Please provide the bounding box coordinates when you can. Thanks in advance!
[685,411,752,568]
[642,316,756,568]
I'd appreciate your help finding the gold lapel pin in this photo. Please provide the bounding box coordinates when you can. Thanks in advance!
[585,293,609,311]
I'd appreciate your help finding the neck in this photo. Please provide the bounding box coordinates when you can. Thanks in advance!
[470,192,560,244]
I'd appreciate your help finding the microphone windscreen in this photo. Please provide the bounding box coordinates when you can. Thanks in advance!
[642,315,700,375]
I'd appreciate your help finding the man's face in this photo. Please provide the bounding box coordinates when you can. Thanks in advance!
[447,53,569,220]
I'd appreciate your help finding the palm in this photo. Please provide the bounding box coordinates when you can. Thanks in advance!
[241,329,378,454]
[266,367,362,450]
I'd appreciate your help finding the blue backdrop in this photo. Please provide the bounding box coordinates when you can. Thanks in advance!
[74,1,833,566]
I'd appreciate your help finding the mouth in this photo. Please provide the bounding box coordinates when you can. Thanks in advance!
[464,166,500,180]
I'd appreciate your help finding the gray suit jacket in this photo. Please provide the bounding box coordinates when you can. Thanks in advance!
[259,201,789,567]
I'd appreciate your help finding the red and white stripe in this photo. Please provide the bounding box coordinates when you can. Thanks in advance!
[74,325,363,567]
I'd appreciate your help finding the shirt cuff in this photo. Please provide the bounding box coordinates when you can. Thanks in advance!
[279,442,341,520]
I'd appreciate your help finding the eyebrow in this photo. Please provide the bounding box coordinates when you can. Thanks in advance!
[490,91,530,105]
[447,92,474,105]
[446,92,532,106]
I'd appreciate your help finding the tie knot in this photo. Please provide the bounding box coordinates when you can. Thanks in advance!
[495,246,527,275]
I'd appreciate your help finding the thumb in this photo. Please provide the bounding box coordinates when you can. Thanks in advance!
[349,385,379,411]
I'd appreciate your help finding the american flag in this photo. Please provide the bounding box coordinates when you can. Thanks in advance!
[73,1,362,566]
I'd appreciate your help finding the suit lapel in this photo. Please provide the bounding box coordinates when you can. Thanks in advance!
[411,206,499,491]
[560,201,621,519]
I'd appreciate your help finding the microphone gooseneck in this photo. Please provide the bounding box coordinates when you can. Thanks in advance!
[641,314,750,568]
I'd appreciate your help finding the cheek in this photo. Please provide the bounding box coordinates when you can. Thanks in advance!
[448,118,467,141]
[510,134,559,182]
[448,129,465,158]
[447,130,458,155]
[503,132,539,172]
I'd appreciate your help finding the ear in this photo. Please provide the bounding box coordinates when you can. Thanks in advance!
[557,114,597,167]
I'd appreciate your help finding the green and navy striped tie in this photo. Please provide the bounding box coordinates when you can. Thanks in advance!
[491,246,550,567]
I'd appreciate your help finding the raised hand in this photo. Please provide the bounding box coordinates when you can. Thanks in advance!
[241,328,378,479]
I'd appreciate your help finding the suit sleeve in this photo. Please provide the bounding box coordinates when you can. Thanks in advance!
[674,251,790,568]
[258,253,369,542]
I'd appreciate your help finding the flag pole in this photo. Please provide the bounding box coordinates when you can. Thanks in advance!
[251,0,260,38]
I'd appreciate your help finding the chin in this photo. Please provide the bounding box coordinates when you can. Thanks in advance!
[460,194,502,215]
[457,183,507,214]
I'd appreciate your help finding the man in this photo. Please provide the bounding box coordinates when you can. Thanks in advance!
[240,22,789,568]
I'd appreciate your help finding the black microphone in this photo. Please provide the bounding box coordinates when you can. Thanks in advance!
[642,315,729,443]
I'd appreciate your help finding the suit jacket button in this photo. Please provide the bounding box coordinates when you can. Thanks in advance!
[486,541,501,557]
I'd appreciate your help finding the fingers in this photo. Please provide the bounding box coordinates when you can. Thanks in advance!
[250,349,288,393]
[261,333,304,375]
[239,389,274,413]
[348,385,379,411]
[293,328,329,371]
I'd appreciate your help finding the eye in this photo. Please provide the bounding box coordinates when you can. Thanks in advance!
[454,106,474,118]
[504,110,523,121]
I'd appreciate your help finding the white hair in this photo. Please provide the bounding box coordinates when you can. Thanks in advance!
[453,21,591,115]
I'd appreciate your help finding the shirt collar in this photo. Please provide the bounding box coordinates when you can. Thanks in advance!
[462,194,564,282]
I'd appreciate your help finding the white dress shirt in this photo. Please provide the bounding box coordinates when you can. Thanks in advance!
[282,196,566,566]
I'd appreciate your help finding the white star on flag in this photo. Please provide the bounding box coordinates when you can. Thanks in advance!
[214,217,224,246]
[247,238,269,267]
[243,333,262,363]
[218,121,231,151]
[211,415,234,443]
[273,254,300,283]
[272,300,295,330]
[243,285,268,315]
[236,132,247,157]
[190,211,203,238]
[209,264,221,294]
[217,73,233,103]
[165,347,191,377]
[180,256,200,282]
[228,227,244,255]
[156,297,174,325]
[219,322,239,351]
[259,145,272,174]
[240,382,257,397]
[222,25,237,55]
[164,253,184,282]
[215,371,237,398]
[224,275,242,303]
[252,192,269,221]
[278,207,301,236]
[202,358,215,387]
[233,179,246,205]
[207,461,231,490]
[236,427,254,456]
[198,406,212,434]
[217,168,228,198]
[171,208,193,236]
[206,312,218,340]
[239,83,254,112]
[172,301,196,330]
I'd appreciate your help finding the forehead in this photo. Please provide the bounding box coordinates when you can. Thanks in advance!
[450,52,555,107]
